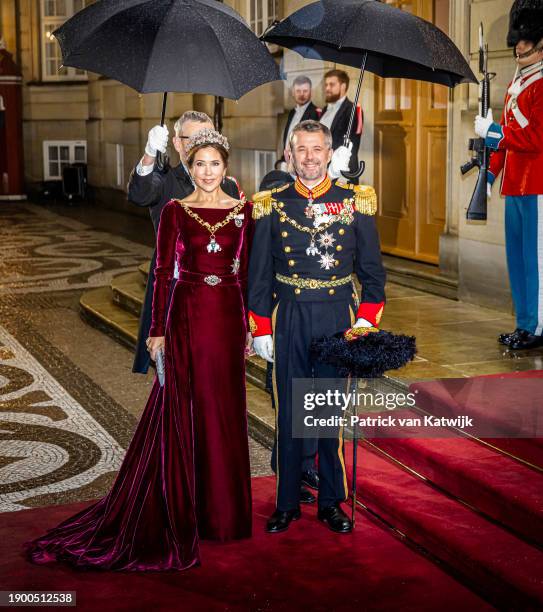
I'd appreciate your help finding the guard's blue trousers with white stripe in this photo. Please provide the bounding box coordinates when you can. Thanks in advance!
[505,195,543,335]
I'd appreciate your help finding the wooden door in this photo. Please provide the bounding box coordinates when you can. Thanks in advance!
[374,0,449,264]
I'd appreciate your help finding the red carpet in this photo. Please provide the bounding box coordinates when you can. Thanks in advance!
[342,371,543,609]
[347,442,543,609]
[410,371,543,468]
[370,434,543,544]
[2,477,489,612]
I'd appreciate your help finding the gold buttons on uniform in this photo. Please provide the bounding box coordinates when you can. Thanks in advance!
[339,228,345,235]
[284,246,292,253]
[335,260,340,267]
[294,288,301,295]
[281,231,288,238]
[273,292,277,298]
[329,289,335,295]
[279,202,285,209]
[331,275,337,280]
[280,216,286,222]
[336,245,343,251]
[293,273,299,279]
[288,259,295,267]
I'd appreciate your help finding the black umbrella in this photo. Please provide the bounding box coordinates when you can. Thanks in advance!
[55,0,280,98]
[263,0,477,178]
[54,0,282,165]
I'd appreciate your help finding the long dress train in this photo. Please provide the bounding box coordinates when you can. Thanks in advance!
[24,197,253,571]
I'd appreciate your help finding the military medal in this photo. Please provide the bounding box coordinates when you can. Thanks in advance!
[306,239,319,257]
[317,231,336,249]
[207,235,221,253]
[319,252,336,270]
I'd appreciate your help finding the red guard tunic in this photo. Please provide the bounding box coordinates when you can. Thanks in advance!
[488,60,543,195]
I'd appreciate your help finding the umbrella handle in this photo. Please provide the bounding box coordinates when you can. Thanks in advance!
[156,92,170,174]
[341,52,368,182]
[341,161,365,181]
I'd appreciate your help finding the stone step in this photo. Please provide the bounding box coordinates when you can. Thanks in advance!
[246,354,268,390]
[111,271,145,317]
[138,261,150,283]
[383,254,458,300]
[246,383,275,450]
[79,286,139,349]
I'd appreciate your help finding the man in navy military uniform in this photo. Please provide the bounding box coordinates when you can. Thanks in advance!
[248,120,386,534]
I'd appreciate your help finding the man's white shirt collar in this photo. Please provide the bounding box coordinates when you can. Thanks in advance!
[326,95,346,112]
[295,101,311,113]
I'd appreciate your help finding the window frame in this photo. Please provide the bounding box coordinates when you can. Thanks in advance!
[43,140,87,181]
[40,0,89,81]
[246,0,279,36]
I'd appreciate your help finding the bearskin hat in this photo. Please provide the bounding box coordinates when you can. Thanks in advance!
[507,0,543,47]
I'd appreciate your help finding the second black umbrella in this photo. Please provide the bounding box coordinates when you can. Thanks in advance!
[263,0,476,178]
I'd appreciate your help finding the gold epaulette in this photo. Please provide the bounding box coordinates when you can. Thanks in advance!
[251,183,290,219]
[252,190,274,219]
[335,181,377,216]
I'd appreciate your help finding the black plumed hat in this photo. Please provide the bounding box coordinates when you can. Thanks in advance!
[310,329,417,379]
[507,0,543,47]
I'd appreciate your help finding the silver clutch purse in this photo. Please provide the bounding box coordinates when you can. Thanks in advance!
[155,347,165,387]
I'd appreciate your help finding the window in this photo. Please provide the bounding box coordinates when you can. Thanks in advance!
[43,140,87,180]
[41,0,89,80]
[254,150,276,192]
[247,0,278,36]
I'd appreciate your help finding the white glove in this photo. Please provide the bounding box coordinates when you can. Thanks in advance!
[328,142,353,179]
[145,125,169,157]
[277,160,288,173]
[253,335,274,363]
[353,318,373,328]
[487,183,492,199]
[474,109,493,138]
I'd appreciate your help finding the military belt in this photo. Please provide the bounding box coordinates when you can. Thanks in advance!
[275,273,351,289]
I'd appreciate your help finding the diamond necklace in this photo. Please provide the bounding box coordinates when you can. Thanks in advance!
[178,199,245,253]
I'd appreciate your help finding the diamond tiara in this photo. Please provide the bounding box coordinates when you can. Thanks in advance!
[186,128,230,156]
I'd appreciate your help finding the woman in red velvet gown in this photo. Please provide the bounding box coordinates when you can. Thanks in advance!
[25,129,252,571]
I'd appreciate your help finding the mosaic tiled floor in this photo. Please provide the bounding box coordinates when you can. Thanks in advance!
[0,202,272,513]
[0,203,153,294]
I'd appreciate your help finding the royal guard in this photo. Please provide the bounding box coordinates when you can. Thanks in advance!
[248,120,386,534]
[475,0,543,350]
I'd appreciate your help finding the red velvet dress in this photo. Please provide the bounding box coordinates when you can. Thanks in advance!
[24,198,253,571]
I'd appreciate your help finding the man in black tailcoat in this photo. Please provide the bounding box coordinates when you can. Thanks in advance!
[281,75,321,158]
[320,69,363,175]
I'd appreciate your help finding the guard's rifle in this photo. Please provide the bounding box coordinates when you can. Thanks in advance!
[460,23,496,221]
